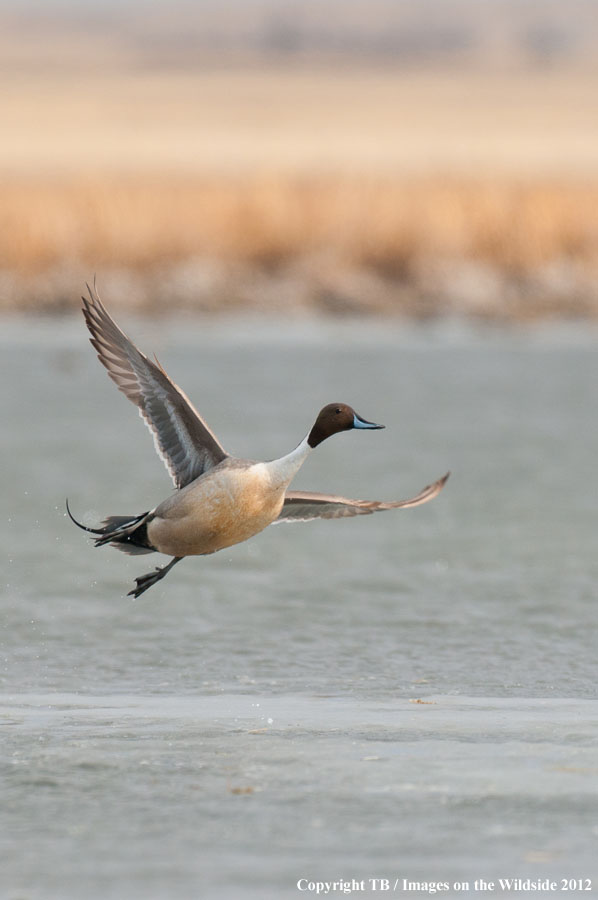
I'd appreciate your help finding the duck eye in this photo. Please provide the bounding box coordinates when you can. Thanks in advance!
[335,407,342,414]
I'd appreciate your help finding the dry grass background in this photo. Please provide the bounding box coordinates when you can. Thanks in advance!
[3,174,598,319]
[2,46,598,318]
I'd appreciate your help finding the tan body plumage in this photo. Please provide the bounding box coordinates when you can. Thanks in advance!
[148,450,309,557]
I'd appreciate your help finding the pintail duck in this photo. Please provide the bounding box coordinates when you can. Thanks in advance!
[68,285,449,598]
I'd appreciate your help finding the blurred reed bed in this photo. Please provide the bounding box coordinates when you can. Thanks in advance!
[2,174,598,319]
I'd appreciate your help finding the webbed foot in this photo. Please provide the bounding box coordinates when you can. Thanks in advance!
[128,556,182,598]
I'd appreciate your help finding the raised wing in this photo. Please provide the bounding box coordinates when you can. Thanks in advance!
[275,472,449,523]
[82,283,228,489]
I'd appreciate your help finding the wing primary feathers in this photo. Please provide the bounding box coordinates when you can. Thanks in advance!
[275,472,450,523]
[82,283,228,489]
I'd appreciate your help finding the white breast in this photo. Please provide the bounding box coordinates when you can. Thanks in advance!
[261,436,312,490]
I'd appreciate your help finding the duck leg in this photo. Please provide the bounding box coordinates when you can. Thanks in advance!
[128,556,183,598]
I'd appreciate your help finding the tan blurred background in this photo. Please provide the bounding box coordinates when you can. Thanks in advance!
[2,0,598,319]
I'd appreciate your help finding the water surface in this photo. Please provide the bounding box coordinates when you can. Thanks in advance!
[2,316,598,897]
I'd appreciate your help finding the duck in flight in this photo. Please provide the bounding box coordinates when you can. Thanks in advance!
[68,285,449,598]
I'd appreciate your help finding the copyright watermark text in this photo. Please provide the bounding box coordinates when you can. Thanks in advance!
[296,878,593,894]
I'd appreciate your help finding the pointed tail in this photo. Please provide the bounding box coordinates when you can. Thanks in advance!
[66,500,155,555]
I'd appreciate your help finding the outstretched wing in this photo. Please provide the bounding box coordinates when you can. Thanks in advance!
[82,282,228,489]
[275,472,449,523]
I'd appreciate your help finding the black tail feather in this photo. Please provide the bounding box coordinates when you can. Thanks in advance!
[66,498,104,535]
[66,500,154,554]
